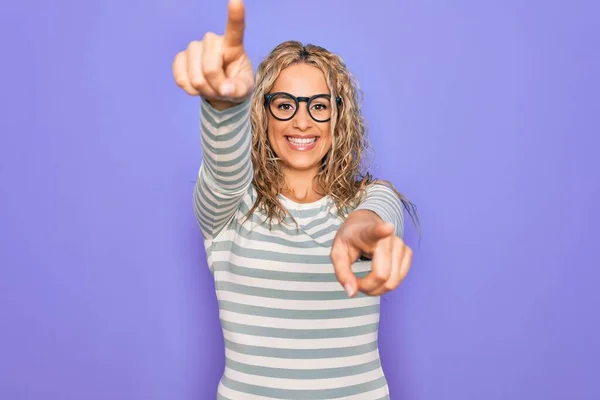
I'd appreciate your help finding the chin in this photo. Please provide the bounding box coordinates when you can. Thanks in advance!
[282,158,322,172]
[278,145,329,173]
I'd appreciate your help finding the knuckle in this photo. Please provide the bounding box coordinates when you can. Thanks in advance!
[187,40,201,49]
[189,75,205,89]
[330,246,345,263]
[400,267,410,279]
[202,63,219,77]
[329,247,338,259]
[202,32,223,45]
[330,239,343,253]
[174,76,188,88]
[172,55,184,75]
[201,33,215,42]
[172,51,183,64]
[373,271,388,282]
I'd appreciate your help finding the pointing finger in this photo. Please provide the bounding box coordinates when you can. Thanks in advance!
[224,0,245,48]
[330,241,358,297]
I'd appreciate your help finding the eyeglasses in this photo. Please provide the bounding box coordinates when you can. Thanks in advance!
[264,92,342,123]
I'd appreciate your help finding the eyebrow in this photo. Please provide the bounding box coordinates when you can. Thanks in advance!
[269,91,332,96]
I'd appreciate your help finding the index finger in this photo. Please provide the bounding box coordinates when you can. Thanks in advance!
[224,0,245,48]
[330,243,358,297]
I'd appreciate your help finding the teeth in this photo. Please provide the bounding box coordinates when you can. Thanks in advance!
[287,137,317,145]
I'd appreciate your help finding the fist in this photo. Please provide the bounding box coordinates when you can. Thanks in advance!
[172,0,254,103]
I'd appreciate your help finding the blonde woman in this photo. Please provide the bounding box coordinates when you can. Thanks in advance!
[173,0,417,398]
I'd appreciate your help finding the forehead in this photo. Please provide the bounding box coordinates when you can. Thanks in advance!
[271,63,329,96]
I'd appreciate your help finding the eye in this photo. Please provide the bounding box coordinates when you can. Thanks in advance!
[277,102,295,111]
[311,103,328,111]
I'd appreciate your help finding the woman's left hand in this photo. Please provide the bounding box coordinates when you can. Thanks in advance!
[331,210,413,297]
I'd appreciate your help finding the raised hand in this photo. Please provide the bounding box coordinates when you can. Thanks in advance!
[331,210,413,297]
[172,0,254,106]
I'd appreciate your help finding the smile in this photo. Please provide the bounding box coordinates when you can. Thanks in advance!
[285,136,319,151]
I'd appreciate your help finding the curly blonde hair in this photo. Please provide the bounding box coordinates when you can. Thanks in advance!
[247,41,418,229]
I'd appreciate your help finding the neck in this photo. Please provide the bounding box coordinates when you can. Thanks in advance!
[281,166,324,203]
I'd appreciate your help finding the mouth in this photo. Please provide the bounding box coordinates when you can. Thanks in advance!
[285,136,319,151]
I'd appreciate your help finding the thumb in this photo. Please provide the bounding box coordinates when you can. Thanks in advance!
[330,243,358,297]
[219,73,253,100]
[360,221,394,245]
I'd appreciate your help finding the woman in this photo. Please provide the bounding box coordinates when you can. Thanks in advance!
[172,0,416,398]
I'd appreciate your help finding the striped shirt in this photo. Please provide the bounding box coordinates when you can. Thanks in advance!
[194,98,405,399]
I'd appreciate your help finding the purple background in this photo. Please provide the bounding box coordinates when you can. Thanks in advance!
[1,0,599,399]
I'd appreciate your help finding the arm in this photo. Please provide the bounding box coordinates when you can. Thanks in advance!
[193,98,253,240]
[171,0,254,240]
[352,183,405,238]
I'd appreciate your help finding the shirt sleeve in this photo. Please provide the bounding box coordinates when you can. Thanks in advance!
[193,98,253,240]
[353,183,405,238]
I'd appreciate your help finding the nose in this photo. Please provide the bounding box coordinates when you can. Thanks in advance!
[292,106,313,131]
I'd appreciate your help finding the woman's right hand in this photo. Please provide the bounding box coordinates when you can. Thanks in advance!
[172,0,254,109]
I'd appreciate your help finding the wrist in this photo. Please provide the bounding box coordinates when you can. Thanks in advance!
[206,97,247,111]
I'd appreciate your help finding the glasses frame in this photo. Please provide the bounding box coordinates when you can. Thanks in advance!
[264,92,342,123]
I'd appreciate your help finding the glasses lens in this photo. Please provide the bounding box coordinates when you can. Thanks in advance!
[268,93,333,122]
[269,93,297,120]
[309,95,332,122]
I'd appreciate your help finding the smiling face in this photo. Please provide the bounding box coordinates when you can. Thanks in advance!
[266,63,333,176]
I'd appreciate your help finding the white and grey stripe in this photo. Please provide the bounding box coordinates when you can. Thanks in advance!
[194,99,404,399]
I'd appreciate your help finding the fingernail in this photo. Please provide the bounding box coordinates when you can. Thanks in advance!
[344,283,354,297]
[220,82,234,97]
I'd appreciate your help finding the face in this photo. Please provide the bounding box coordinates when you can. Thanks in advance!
[266,63,333,175]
